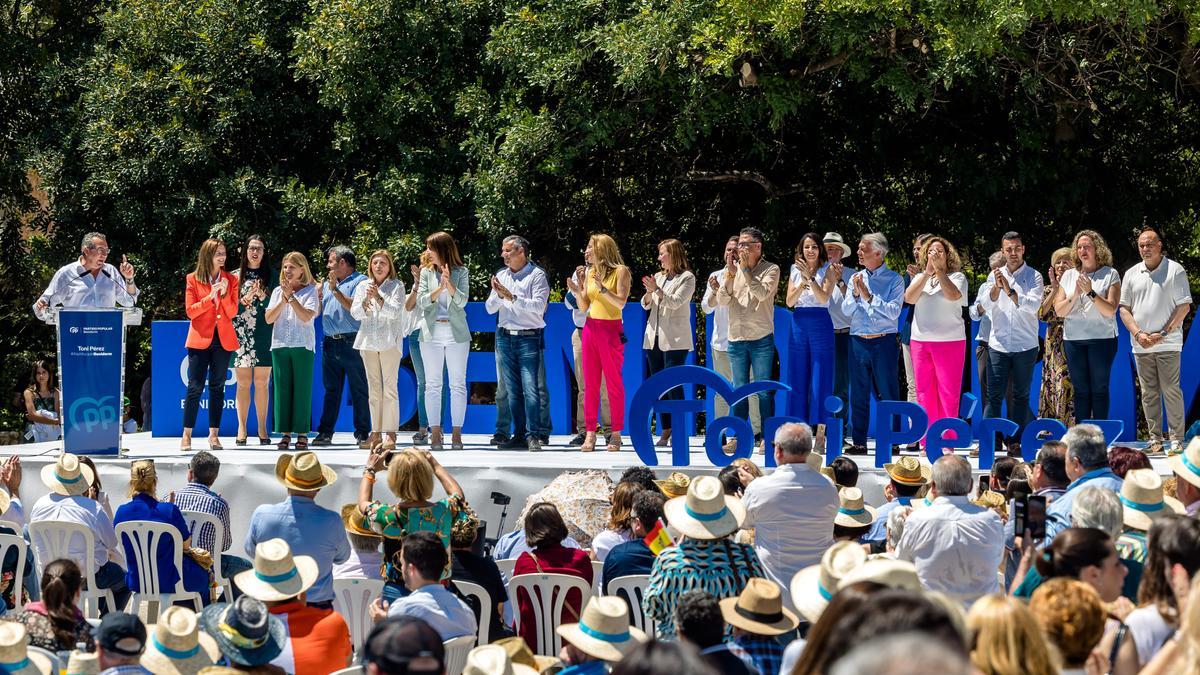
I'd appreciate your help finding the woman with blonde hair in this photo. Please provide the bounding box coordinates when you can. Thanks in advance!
[1039,247,1075,424]
[415,231,470,451]
[966,594,1056,675]
[1051,230,1121,423]
[265,251,319,450]
[351,249,407,451]
[182,237,239,451]
[357,447,465,602]
[566,233,632,452]
[640,238,696,447]
[1030,578,1109,674]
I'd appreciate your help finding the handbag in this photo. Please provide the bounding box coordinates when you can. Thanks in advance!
[185,546,214,571]
[531,552,581,622]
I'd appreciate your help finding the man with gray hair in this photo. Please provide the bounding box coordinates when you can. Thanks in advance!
[34,232,139,318]
[840,233,904,455]
[896,455,1004,605]
[741,422,839,611]
[1044,423,1123,541]
[313,245,371,447]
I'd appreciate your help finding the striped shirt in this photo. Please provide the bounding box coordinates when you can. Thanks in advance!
[644,538,766,639]
[173,482,231,554]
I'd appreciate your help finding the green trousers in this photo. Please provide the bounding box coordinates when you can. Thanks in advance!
[272,347,314,435]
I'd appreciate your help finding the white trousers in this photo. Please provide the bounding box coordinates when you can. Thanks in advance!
[419,323,469,428]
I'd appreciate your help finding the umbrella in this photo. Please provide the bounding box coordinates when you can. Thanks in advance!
[515,470,614,548]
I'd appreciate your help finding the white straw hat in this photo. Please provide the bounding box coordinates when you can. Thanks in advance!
[141,606,221,675]
[833,488,876,528]
[40,453,95,497]
[791,541,869,624]
[463,645,538,675]
[234,539,320,602]
[274,452,337,491]
[1169,437,1200,492]
[719,578,799,636]
[0,623,51,675]
[662,476,745,540]
[555,597,647,663]
[1120,469,1184,532]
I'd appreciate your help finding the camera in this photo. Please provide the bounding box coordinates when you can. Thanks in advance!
[491,491,511,506]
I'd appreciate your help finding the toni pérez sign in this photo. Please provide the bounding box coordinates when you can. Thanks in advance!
[57,309,125,455]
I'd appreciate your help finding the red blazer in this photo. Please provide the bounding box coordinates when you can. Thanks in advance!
[185,270,240,351]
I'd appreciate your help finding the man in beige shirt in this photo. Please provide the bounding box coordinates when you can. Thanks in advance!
[716,227,781,445]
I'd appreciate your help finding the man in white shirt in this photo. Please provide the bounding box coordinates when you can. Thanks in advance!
[371,532,476,640]
[34,232,138,319]
[486,236,552,451]
[978,232,1044,455]
[824,233,857,431]
[702,236,759,436]
[896,454,1004,606]
[1118,227,1192,453]
[741,423,839,612]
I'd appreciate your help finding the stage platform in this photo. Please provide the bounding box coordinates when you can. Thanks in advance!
[2,433,1176,549]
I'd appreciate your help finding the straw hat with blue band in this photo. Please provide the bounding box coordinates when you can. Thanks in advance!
[720,577,799,635]
[555,597,647,663]
[199,597,287,667]
[1169,437,1200,493]
[234,538,320,602]
[0,623,51,675]
[140,606,221,675]
[274,452,337,492]
[791,541,869,624]
[1120,469,1184,532]
[662,475,745,540]
[41,453,95,497]
[833,487,876,528]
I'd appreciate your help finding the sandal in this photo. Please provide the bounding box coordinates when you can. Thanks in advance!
[276,435,291,450]
[607,436,622,452]
[258,436,271,445]
[296,436,309,450]
[235,436,248,446]
[581,432,597,453]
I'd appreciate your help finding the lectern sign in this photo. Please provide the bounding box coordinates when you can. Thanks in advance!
[57,309,124,455]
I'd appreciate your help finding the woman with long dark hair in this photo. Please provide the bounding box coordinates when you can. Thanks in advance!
[640,238,695,447]
[13,559,93,651]
[182,238,239,451]
[786,232,836,424]
[415,232,470,451]
[22,359,60,443]
[231,234,275,445]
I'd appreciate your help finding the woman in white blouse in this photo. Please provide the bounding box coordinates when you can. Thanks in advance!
[351,250,407,451]
[904,236,967,448]
[640,239,696,447]
[785,232,837,424]
[1051,229,1121,422]
[264,251,319,450]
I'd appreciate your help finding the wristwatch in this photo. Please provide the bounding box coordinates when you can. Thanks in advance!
[1086,290,1097,299]
[599,285,609,295]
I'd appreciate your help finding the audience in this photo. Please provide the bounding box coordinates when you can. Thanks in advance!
[372,531,475,640]
[966,594,1056,675]
[609,640,717,675]
[827,631,971,675]
[1045,424,1123,541]
[674,590,754,675]
[617,467,659,495]
[1126,516,1200,667]
[1169,437,1200,516]
[1030,578,1108,675]
[988,456,1019,493]
[556,597,647,674]
[592,482,641,562]
[864,457,929,548]
[602,490,666,593]
[825,456,859,489]
[333,504,384,580]
[199,596,287,675]
[1108,445,1152,478]
[720,577,796,675]
[513,503,591,652]
[95,611,151,675]
[360,616,445,675]
[10,559,94,652]
[172,451,253,588]
[140,606,220,674]
[832,487,875,542]
[449,505,509,642]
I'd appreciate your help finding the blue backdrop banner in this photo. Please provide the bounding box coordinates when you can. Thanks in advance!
[58,309,125,455]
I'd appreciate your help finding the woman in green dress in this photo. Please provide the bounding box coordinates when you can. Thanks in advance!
[1038,247,1075,426]
[232,234,276,445]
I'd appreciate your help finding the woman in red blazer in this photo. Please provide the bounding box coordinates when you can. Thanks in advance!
[182,238,239,451]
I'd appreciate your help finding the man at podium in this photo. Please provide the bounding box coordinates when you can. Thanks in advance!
[33,232,138,317]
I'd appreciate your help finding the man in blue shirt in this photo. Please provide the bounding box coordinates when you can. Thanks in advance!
[312,245,371,447]
[840,233,904,455]
[375,532,476,640]
[602,490,666,593]
[1045,424,1123,541]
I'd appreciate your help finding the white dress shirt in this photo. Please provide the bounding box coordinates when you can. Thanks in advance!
[350,278,407,351]
[267,285,319,352]
[978,263,1044,353]
[37,261,139,314]
[486,263,550,331]
[702,270,730,351]
[741,462,840,612]
[895,495,1004,606]
[30,492,118,574]
[970,285,992,343]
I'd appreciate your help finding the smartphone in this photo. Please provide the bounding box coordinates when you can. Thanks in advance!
[977,475,990,498]
[1013,494,1047,541]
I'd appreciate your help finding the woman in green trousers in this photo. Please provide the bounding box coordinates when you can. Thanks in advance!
[265,251,319,449]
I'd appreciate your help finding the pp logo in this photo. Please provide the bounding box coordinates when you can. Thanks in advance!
[69,326,79,334]
[178,356,235,387]
[68,396,119,433]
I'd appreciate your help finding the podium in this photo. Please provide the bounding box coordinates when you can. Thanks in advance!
[43,308,141,455]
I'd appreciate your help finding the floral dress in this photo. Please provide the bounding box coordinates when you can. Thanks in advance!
[1038,286,1074,425]
[365,494,466,585]
[232,267,275,368]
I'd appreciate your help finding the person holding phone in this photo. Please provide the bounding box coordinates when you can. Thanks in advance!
[182,238,239,452]
[33,232,139,317]
[415,231,470,451]
[231,234,275,445]
[640,238,695,447]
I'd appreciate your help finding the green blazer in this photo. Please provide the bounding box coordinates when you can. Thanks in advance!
[415,265,470,343]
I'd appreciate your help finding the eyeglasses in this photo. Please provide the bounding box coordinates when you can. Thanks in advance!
[736,241,761,249]
[87,245,110,255]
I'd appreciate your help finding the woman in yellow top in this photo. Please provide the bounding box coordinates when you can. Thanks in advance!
[566,234,632,452]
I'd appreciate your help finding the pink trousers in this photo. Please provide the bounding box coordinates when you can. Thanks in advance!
[910,339,966,445]
[582,318,625,432]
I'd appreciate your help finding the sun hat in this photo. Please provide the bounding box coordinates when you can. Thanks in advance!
[662,475,745,540]
[833,488,876,528]
[41,453,96,497]
[234,539,320,602]
[556,597,648,663]
[1120,469,1184,531]
[654,472,691,498]
[791,541,870,624]
[822,232,852,257]
[836,558,921,592]
[274,452,337,491]
[720,578,799,636]
[341,503,378,537]
[1169,437,1200,492]
[199,597,286,667]
[883,456,930,487]
[141,606,221,675]
[463,645,538,675]
[65,650,99,675]
[0,623,51,675]
[491,637,560,674]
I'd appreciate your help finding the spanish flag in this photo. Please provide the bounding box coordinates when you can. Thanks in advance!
[643,518,674,555]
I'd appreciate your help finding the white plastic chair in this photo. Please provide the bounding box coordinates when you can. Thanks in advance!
[114,521,203,621]
[454,580,493,645]
[443,634,476,675]
[28,647,61,672]
[508,573,592,657]
[181,510,233,603]
[606,574,653,636]
[29,521,116,618]
[590,559,603,596]
[0,534,27,613]
[330,667,363,675]
[495,558,517,582]
[333,577,384,655]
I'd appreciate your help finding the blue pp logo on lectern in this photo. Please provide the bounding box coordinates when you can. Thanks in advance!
[68,396,119,434]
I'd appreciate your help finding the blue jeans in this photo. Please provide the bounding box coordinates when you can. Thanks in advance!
[849,335,900,446]
[409,331,428,428]
[986,347,1038,439]
[221,554,253,600]
[318,335,371,439]
[729,335,776,436]
[1063,337,1118,421]
[498,330,545,439]
[95,560,131,614]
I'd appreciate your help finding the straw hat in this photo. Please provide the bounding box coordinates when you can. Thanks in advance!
[663,476,745,540]
[822,232,852,257]
[791,541,869,624]
[199,598,286,667]
[65,651,99,675]
[0,623,52,675]
[463,645,538,675]
[654,472,691,498]
[234,539,320,602]
[1120,469,1184,532]
[0,487,12,517]
[1169,437,1200,492]
[341,504,378,537]
[141,606,221,675]
[836,558,921,592]
[720,578,799,636]
[491,637,560,674]
[883,457,930,487]
[833,488,876,528]
[41,453,95,497]
[274,452,337,492]
[556,597,647,662]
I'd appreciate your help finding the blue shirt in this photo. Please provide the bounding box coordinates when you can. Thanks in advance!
[734,634,783,675]
[113,493,209,596]
[387,583,477,640]
[863,496,912,545]
[173,482,231,554]
[1045,468,1123,541]
[322,271,366,335]
[245,496,351,603]
[601,540,655,594]
[840,265,904,336]
[493,529,581,561]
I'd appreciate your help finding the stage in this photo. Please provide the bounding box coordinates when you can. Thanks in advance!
[1,432,1176,550]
